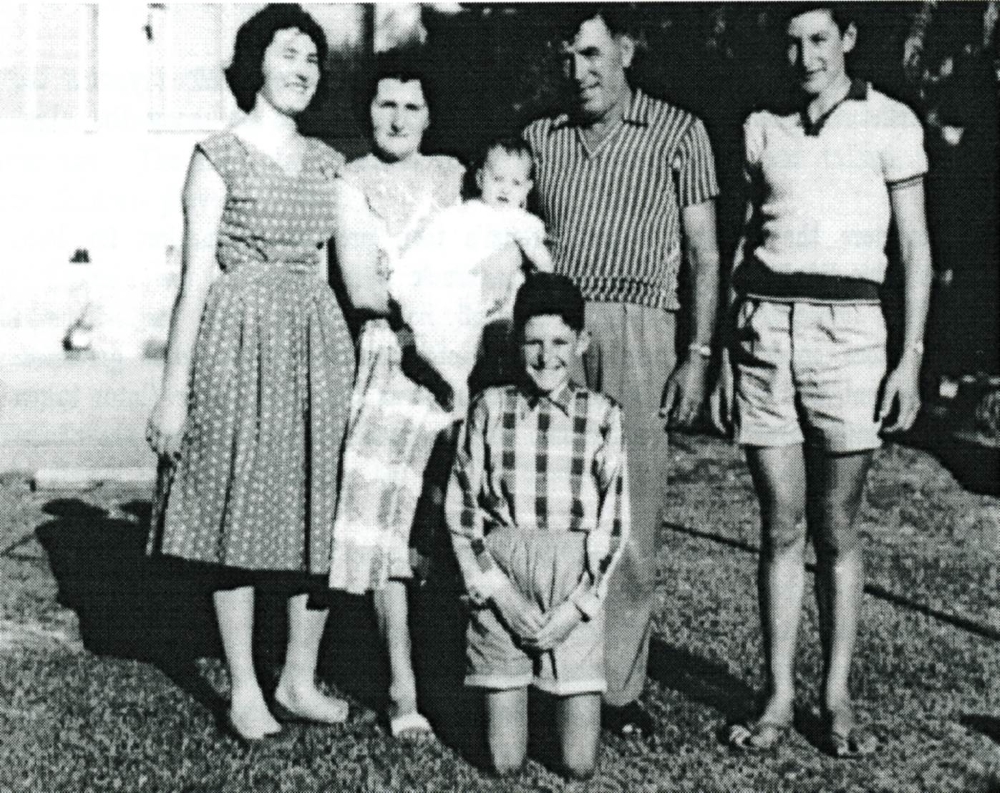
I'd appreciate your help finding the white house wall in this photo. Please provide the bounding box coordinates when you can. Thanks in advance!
[2,2,372,359]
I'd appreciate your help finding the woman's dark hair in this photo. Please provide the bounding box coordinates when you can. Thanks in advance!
[224,4,329,114]
[358,47,438,135]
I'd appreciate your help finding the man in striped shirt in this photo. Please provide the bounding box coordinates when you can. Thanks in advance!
[522,5,722,738]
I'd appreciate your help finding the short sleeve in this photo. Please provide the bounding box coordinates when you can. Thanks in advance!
[195,133,240,186]
[879,100,928,185]
[674,116,719,207]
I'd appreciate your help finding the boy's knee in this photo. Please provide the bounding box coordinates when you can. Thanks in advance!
[560,739,598,781]
[561,758,596,781]
[490,753,526,777]
[488,731,527,777]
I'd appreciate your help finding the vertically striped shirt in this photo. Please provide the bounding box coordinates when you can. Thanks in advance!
[446,383,630,619]
[523,89,719,311]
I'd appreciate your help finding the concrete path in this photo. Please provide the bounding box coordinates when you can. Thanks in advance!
[0,358,161,472]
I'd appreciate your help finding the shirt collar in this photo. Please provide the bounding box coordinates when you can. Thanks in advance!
[551,87,650,131]
[518,380,578,415]
[800,78,868,136]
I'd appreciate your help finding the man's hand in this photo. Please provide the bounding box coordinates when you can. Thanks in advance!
[526,600,583,652]
[878,354,922,434]
[660,356,710,428]
[490,579,545,644]
[708,347,735,436]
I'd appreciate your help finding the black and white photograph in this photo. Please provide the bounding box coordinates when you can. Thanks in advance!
[0,2,998,790]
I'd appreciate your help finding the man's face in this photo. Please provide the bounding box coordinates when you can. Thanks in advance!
[519,315,587,396]
[785,10,855,98]
[559,16,634,123]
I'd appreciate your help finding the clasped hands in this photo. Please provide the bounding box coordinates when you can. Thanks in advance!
[489,579,583,653]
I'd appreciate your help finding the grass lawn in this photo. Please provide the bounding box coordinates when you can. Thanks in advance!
[1,436,998,792]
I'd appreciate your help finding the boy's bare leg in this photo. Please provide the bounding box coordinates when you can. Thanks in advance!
[805,449,873,722]
[213,586,281,738]
[745,445,807,730]
[373,580,424,728]
[485,688,529,775]
[555,693,601,780]
[274,593,348,723]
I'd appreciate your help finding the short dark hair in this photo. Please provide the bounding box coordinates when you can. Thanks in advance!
[550,4,636,44]
[480,137,535,180]
[225,4,328,114]
[362,46,438,127]
[513,273,585,335]
[777,3,857,35]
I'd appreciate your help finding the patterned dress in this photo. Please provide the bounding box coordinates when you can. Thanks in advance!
[327,153,465,594]
[148,131,355,575]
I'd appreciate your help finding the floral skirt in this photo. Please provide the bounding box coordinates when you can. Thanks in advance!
[328,320,453,594]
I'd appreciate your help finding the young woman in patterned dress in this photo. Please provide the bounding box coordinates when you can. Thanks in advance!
[146,5,355,742]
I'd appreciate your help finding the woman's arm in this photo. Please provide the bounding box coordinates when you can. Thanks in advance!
[332,179,390,316]
[147,150,225,458]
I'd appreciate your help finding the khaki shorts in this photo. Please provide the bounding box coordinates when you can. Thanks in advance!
[465,529,606,696]
[733,299,887,453]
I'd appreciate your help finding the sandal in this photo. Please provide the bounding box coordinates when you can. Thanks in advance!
[728,718,792,752]
[602,702,655,740]
[821,708,876,759]
[389,710,435,741]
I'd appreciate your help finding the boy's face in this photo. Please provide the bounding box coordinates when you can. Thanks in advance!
[785,10,855,98]
[519,315,588,396]
[477,150,533,209]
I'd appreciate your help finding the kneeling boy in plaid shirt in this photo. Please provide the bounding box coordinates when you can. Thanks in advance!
[446,273,629,780]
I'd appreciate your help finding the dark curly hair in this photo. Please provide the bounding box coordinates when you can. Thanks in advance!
[224,4,329,114]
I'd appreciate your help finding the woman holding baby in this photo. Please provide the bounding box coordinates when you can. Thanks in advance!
[327,48,466,740]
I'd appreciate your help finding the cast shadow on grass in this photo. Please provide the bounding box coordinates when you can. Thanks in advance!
[648,639,758,722]
[962,714,1000,746]
[897,413,1000,497]
[33,497,481,752]
[35,498,226,720]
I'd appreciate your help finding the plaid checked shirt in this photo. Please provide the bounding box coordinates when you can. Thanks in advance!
[446,382,630,620]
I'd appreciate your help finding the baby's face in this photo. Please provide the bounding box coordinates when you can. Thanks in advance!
[477,150,533,209]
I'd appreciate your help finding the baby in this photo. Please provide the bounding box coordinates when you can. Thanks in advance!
[388,137,553,418]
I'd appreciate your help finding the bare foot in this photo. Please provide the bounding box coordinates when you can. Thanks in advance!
[273,679,349,725]
[756,694,794,728]
[228,692,281,741]
[387,679,433,741]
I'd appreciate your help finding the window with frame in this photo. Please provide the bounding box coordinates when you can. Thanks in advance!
[0,4,98,123]
[146,3,263,129]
